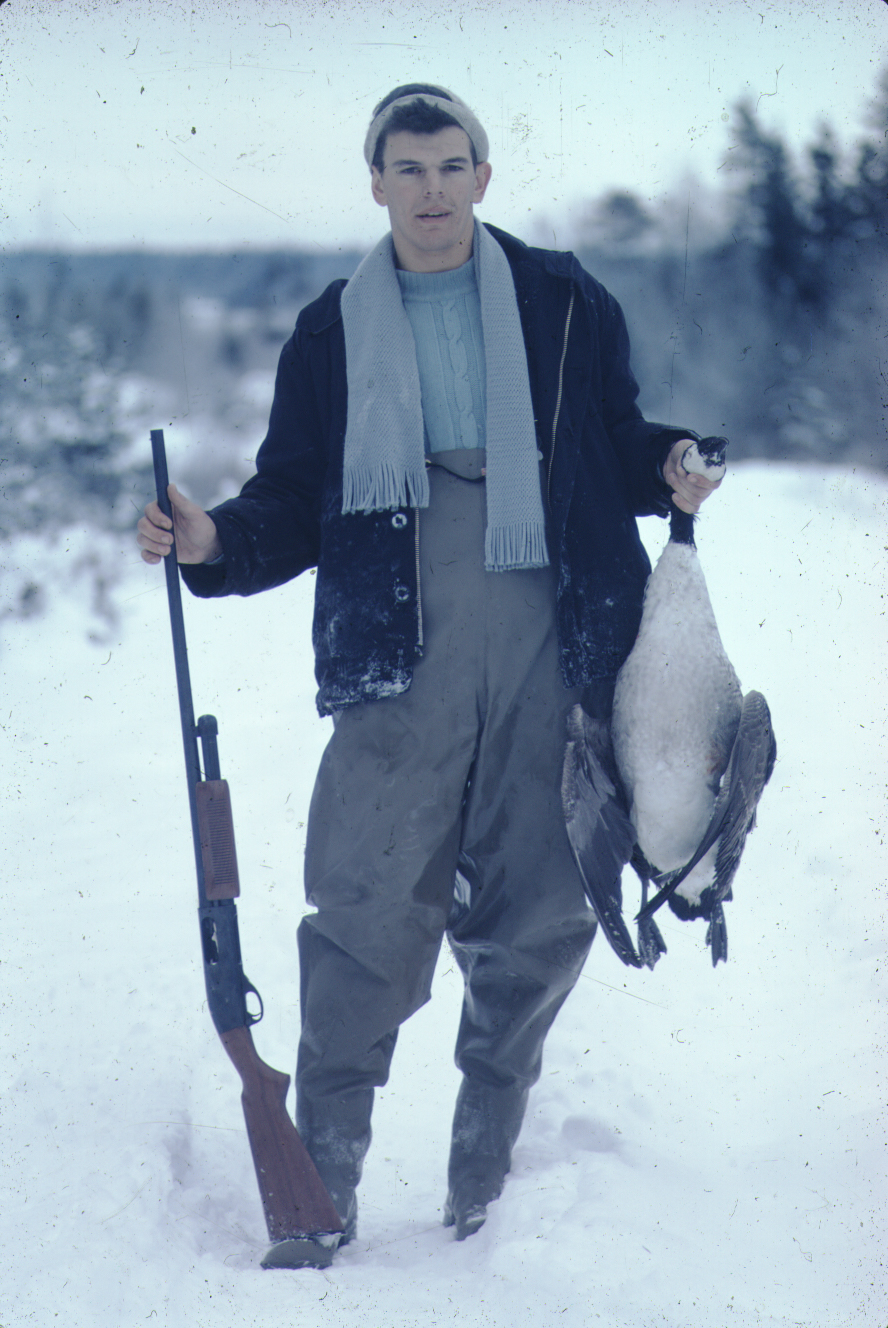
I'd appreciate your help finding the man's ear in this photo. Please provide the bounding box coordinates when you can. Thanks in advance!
[371,166,387,208]
[473,161,493,205]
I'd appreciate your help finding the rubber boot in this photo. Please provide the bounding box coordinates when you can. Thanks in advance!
[296,1085,376,1249]
[443,1075,530,1240]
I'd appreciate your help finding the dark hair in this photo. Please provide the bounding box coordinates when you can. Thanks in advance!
[370,83,478,171]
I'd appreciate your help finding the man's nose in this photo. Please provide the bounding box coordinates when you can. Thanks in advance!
[423,171,445,194]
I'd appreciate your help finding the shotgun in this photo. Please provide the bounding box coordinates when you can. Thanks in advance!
[150,428,343,1269]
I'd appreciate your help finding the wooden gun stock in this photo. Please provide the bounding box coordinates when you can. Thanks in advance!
[220,1026,343,1240]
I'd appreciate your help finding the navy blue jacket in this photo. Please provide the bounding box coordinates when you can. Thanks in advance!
[183,225,692,716]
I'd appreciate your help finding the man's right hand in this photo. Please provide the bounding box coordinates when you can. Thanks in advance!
[137,484,222,565]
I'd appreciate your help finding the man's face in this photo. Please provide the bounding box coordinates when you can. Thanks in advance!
[371,126,492,273]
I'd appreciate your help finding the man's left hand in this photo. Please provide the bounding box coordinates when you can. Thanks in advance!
[663,438,723,514]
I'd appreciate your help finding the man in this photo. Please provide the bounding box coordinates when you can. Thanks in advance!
[138,84,720,1266]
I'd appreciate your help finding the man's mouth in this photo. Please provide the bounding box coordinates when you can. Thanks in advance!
[417,209,450,220]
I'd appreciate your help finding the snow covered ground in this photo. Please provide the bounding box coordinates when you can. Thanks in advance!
[1,462,885,1328]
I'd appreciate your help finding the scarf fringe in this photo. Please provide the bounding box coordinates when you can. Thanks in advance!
[342,463,430,515]
[485,522,550,572]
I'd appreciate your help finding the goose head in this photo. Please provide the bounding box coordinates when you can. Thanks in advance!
[682,436,728,481]
[669,436,729,547]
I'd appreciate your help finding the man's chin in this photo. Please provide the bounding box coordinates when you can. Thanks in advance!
[392,218,475,270]
[414,221,475,251]
[411,222,456,246]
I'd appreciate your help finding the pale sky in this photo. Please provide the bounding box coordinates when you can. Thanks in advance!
[0,0,885,252]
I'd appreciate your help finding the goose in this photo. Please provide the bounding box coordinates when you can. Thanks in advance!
[563,438,776,968]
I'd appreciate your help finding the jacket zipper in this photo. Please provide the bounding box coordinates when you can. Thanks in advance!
[548,286,575,505]
[414,508,424,650]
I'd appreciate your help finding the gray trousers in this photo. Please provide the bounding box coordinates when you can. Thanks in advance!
[296,460,596,1218]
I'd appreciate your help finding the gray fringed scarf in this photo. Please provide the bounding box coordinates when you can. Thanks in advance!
[340,222,549,572]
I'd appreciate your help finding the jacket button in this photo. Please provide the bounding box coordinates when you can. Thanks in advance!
[394,584,410,603]
[391,512,408,529]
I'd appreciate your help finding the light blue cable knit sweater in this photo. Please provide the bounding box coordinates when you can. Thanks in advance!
[396,262,487,454]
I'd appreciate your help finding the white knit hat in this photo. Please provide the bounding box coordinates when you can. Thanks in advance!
[363,88,489,167]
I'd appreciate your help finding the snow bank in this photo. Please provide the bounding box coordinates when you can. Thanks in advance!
[1,463,885,1328]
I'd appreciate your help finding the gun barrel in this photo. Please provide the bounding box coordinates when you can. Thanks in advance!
[150,430,206,901]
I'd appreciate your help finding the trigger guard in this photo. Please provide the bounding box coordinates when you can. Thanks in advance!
[243,978,264,1026]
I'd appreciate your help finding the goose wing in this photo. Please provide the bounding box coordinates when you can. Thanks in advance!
[710,691,777,893]
[562,705,643,968]
[636,691,777,957]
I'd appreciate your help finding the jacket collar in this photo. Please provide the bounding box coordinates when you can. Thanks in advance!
[481,222,581,284]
